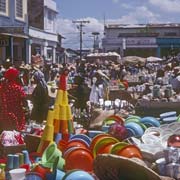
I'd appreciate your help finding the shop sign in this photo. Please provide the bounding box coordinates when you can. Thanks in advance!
[0,39,9,47]
[125,37,156,45]
[0,27,24,34]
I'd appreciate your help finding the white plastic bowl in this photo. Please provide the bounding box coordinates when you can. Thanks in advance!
[160,133,173,148]
[141,134,160,145]
[168,122,180,131]
[159,124,169,130]
[144,127,162,136]
[160,128,173,138]
[9,168,26,180]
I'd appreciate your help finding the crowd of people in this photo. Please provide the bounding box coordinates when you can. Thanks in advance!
[0,55,180,133]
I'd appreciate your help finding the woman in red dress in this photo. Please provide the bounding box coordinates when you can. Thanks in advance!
[0,68,26,133]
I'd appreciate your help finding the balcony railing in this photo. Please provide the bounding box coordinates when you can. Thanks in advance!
[44,0,58,12]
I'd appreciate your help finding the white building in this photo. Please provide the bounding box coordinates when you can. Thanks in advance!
[28,0,58,63]
[102,24,180,58]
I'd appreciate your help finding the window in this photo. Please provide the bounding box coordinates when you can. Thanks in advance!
[48,11,53,22]
[15,0,27,21]
[0,0,8,16]
[0,0,6,13]
[16,0,23,18]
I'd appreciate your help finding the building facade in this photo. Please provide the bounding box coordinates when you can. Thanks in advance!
[0,0,29,64]
[102,24,180,58]
[28,0,58,64]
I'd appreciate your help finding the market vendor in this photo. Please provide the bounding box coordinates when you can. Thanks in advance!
[69,75,90,112]
[0,68,27,132]
[171,67,180,94]
[142,83,152,95]
[30,70,49,124]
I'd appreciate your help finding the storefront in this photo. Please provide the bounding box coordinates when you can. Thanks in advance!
[121,37,157,57]
[0,27,29,65]
[0,37,9,63]
[29,27,57,64]
[157,38,180,57]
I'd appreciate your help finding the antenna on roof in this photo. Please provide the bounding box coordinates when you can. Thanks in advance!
[103,13,106,27]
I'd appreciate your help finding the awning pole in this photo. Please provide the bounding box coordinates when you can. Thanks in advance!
[10,36,14,64]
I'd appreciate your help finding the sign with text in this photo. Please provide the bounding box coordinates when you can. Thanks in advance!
[125,37,156,45]
[0,27,24,34]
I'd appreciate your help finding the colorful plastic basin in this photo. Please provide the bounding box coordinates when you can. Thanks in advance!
[101,125,110,132]
[160,111,176,119]
[140,117,160,127]
[104,115,124,125]
[110,142,129,154]
[64,139,89,153]
[88,130,105,138]
[62,170,94,180]
[162,116,177,123]
[126,116,141,122]
[90,133,111,151]
[93,136,119,158]
[116,145,143,159]
[41,143,65,170]
[26,172,42,180]
[64,148,93,172]
[125,122,144,137]
[70,134,91,146]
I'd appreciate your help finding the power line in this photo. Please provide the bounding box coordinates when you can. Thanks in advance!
[72,20,90,61]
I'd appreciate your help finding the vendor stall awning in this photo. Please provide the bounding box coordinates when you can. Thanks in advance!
[0,33,29,39]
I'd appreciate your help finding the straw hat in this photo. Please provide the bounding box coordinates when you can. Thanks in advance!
[94,154,175,180]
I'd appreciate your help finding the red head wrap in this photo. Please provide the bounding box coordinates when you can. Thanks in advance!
[4,68,19,82]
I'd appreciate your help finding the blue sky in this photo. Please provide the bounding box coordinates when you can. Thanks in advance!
[55,0,180,49]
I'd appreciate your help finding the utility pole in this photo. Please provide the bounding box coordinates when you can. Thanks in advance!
[72,20,90,61]
[92,32,100,52]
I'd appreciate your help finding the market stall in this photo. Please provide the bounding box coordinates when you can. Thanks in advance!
[86,52,121,63]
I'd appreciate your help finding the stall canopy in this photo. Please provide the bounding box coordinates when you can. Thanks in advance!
[122,56,146,66]
[86,52,121,62]
[146,56,164,63]
[87,52,121,58]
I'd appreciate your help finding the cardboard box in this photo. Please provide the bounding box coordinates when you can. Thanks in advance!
[0,143,26,157]
[24,134,41,153]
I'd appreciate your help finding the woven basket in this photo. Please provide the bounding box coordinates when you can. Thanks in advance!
[93,154,175,180]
